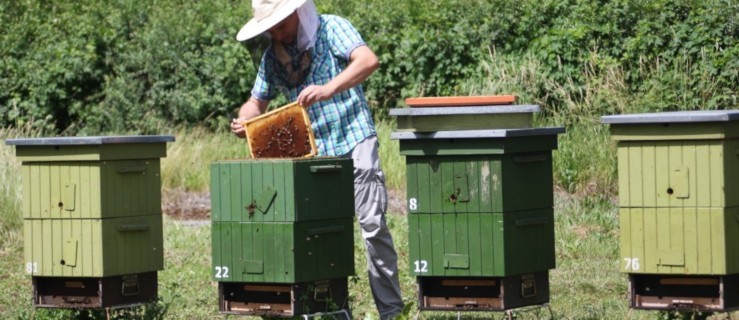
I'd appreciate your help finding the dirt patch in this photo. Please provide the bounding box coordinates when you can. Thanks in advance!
[162,188,211,220]
[162,187,407,220]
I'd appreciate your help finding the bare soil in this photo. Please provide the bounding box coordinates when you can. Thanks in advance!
[162,187,407,220]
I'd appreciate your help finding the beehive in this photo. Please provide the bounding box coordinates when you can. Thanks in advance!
[243,102,317,158]
[603,110,739,311]
[6,135,173,308]
[210,158,355,283]
[390,100,564,311]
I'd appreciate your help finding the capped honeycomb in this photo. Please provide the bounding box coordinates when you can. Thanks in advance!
[243,102,317,158]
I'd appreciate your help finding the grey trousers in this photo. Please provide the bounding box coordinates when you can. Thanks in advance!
[344,136,404,319]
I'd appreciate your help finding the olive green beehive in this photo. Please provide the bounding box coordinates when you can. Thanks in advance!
[603,111,739,275]
[7,136,173,278]
[210,158,355,284]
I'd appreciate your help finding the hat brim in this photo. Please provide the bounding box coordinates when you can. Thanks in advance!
[236,0,307,41]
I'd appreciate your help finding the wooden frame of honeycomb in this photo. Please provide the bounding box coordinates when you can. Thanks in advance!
[242,102,318,159]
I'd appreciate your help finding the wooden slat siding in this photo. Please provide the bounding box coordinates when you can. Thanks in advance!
[419,214,433,276]
[408,209,556,277]
[22,166,31,218]
[620,140,736,209]
[274,161,287,222]
[467,213,482,277]
[480,214,495,275]
[619,207,631,272]
[210,163,221,221]
[210,220,221,282]
[442,213,457,276]
[228,162,241,222]
[407,154,552,214]
[217,223,233,281]
[712,142,725,207]
[406,159,419,214]
[621,207,739,275]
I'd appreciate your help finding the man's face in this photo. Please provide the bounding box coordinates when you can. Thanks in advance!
[268,12,299,44]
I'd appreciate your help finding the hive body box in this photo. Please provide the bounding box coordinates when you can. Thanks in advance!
[6,136,173,308]
[603,110,739,311]
[391,121,564,311]
[210,158,355,316]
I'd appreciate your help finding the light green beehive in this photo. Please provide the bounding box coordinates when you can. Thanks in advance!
[7,136,174,277]
[603,111,739,275]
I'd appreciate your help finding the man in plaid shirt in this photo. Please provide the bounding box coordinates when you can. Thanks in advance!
[231,0,404,318]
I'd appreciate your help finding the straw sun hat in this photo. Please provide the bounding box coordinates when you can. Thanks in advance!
[236,0,308,41]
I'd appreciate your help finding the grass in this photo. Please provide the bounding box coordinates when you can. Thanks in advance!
[0,49,734,318]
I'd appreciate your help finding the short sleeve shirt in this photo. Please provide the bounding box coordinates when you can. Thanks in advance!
[251,15,376,157]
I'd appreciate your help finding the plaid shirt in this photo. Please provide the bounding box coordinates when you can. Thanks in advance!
[251,15,376,157]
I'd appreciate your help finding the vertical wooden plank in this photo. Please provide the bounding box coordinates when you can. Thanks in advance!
[264,223,277,281]
[210,163,221,221]
[222,223,235,282]
[210,221,221,281]
[406,158,419,214]
[487,157,502,213]
[467,213,482,276]
[642,143,657,207]
[275,163,292,221]
[49,219,60,276]
[252,162,264,221]
[695,143,711,208]
[476,158,492,213]
[681,142,697,207]
[442,213,456,276]
[491,213,505,275]
[628,143,643,207]
[418,214,433,276]
[667,143,683,207]
[23,221,33,275]
[726,141,739,208]
[92,218,102,276]
[456,213,470,276]
[262,161,275,221]
[637,208,656,273]
[480,213,495,275]
[683,208,698,274]
[619,208,631,272]
[453,159,469,213]
[710,142,724,207]
[240,161,256,222]
[668,207,685,274]
[408,215,419,275]
[711,208,725,274]
[41,164,52,217]
[51,164,62,218]
[22,166,31,219]
[229,162,242,222]
[727,207,739,273]
[252,223,265,283]
[431,214,445,275]
[90,164,101,218]
[696,207,712,274]
[632,208,647,273]
[428,159,443,214]
[655,142,670,207]
[655,208,670,273]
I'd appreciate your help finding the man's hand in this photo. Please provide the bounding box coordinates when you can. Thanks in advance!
[298,84,335,108]
[232,97,270,138]
[230,117,248,138]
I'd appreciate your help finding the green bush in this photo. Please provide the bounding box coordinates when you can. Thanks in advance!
[0,0,736,134]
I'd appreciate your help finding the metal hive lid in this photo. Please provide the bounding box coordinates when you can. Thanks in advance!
[601,110,739,124]
[5,135,175,146]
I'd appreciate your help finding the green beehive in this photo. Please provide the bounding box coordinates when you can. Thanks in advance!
[408,209,555,277]
[6,136,173,278]
[394,129,563,215]
[210,158,355,284]
[210,158,354,223]
[603,111,739,276]
[211,218,354,283]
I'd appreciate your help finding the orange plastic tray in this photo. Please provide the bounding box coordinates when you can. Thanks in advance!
[405,95,517,107]
[242,102,317,158]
